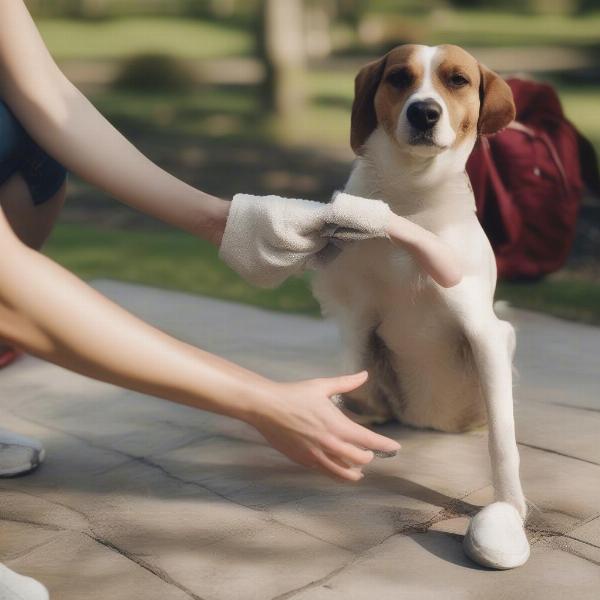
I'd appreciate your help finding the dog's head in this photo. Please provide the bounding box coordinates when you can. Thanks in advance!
[350,44,515,158]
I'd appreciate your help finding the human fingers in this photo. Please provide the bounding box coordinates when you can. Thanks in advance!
[320,435,374,466]
[314,449,364,481]
[319,370,368,397]
[340,418,400,455]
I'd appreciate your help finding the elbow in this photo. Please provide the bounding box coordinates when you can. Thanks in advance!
[0,300,54,358]
[0,302,26,348]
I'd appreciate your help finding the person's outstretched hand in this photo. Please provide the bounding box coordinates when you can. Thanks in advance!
[247,371,400,481]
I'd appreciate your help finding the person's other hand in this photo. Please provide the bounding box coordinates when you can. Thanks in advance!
[247,371,400,481]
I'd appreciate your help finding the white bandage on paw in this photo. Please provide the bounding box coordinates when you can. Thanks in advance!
[463,502,530,570]
[219,192,393,288]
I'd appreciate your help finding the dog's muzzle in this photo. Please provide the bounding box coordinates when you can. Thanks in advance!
[406,99,442,145]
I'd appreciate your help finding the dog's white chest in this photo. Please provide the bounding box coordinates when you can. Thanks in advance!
[315,236,445,325]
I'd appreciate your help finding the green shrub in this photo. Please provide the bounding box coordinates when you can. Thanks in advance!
[113,53,195,92]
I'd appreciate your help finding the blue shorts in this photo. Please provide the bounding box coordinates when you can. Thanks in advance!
[0,100,67,205]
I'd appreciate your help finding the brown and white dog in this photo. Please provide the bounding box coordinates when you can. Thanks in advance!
[313,44,530,569]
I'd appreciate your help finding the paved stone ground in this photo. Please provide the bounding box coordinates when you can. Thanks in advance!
[0,280,599,599]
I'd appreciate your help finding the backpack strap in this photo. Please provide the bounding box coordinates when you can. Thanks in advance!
[507,121,569,196]
[576,130,600,198]
[479,135,522,246]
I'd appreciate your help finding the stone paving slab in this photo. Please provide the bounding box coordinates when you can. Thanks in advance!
[509,306,600,411]
[291,534,600,600]
[0,280,599,599]
[571,517,600,550]
[515,400,600,465]
[8,530,195,600]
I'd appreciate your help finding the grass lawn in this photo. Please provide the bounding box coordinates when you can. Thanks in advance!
[421,10,600,47]
[89,87,265,142]
[497,279,600,326]
[44,224,320,315]
[37,17,253,60]
[559,86,600,155]
[36,11,600,62]
[44,224,600,326]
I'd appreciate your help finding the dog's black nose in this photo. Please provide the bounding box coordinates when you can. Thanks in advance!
[406,100,442,131]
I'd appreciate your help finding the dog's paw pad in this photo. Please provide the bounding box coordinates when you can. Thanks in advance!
[463,502,530,570]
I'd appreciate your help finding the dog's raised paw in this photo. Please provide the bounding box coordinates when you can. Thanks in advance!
[463,502,530,570]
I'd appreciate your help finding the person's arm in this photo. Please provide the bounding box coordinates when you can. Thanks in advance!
[0,1,229,246]
[0,212,399,480]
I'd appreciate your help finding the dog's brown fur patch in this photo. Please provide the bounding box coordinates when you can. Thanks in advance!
[350,43,515,154]
[432,45,481,147]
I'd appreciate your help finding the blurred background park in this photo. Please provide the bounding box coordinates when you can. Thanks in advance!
[26,0,600,323]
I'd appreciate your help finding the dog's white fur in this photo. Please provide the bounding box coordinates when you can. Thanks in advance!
[313,45,529,568]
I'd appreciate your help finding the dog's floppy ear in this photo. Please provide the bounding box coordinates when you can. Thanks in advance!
[477,63,515,135]
[350,55,388,154]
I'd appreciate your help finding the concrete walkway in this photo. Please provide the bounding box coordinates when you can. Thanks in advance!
[0,280,599,599]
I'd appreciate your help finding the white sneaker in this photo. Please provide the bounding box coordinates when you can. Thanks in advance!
[0,429,45,477]
[0,563,48,599]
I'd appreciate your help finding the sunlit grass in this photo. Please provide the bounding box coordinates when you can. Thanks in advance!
[44,224,320,315]
[37,17,252,60]
[90,87,264,140]
[425,10,600,47]
[36,11,600,62]
[560,87,600,155]
[497,279,600,326]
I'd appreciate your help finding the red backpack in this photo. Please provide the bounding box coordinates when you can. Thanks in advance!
[466,78,600,280]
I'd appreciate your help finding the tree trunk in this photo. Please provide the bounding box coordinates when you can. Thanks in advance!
[305,2,332,59]
[259,0,307,117]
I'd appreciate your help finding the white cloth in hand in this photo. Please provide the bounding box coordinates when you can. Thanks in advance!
[219,192,392,288]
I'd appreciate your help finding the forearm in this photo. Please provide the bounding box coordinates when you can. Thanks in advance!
[19,79,228,243]
[0,2,229,244]
[0,236,266,421]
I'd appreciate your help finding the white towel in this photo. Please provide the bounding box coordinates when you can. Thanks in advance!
[219,192,392,288]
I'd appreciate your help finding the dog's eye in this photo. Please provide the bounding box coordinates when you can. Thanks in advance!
[449,73,469,88]
[386,68,413,89]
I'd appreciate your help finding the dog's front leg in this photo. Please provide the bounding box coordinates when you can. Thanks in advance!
[462,317,530,569]
[469,319,525,514]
